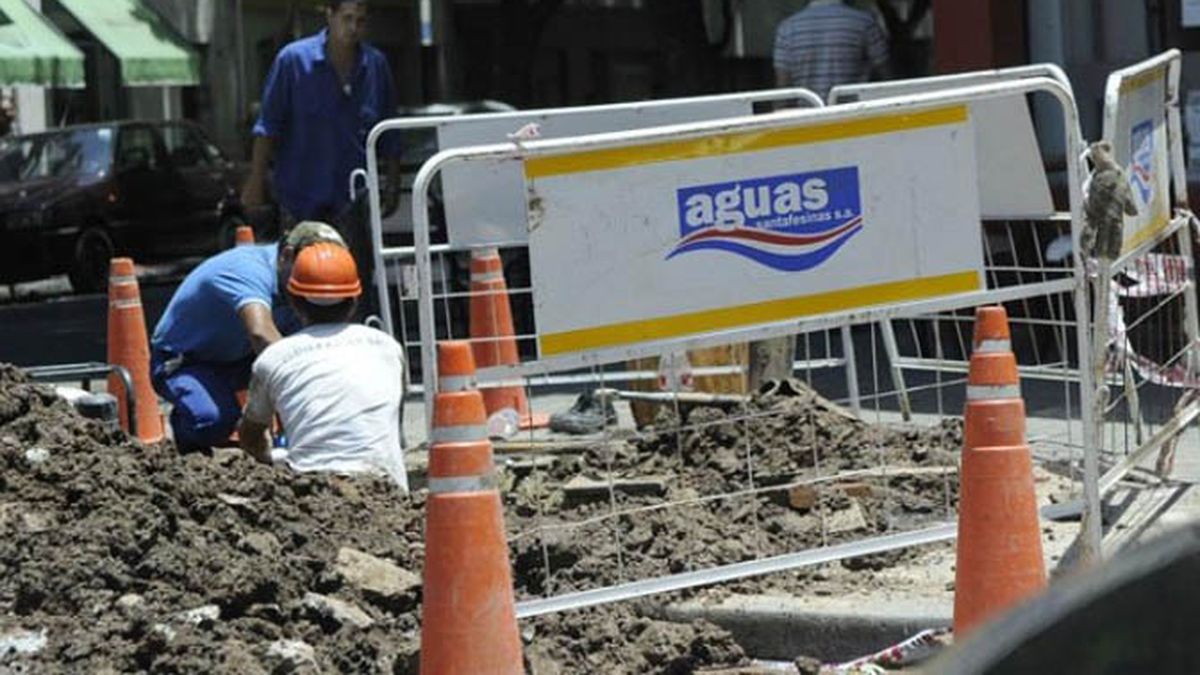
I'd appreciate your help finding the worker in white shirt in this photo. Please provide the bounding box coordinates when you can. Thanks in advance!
[238,240,408,491]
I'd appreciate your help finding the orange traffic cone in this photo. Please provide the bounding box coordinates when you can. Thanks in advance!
[953,305,1046,636]
[106,258,164,443]
[420,341,523,674]
[235,225,255,246]
[468,248,547,429]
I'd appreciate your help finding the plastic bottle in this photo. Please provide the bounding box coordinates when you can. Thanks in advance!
[486,408,520,439]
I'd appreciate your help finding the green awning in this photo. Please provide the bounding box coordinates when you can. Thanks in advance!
[0,0,84,88]
[57,0,201,87]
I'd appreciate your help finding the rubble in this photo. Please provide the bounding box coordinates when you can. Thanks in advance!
[0,365,750,673]
[0,365,963,672]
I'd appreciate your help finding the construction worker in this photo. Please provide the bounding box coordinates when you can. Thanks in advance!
[150,222,346,451]
[238,243,407,490]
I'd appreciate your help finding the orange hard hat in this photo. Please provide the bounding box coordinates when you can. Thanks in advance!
[287,242,362,301]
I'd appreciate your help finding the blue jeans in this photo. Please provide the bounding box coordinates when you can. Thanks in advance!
[151,350,253,451]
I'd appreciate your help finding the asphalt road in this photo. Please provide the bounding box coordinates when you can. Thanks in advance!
[0,266,188,368]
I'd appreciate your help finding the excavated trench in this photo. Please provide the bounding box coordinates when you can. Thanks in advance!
[0,364,962,673]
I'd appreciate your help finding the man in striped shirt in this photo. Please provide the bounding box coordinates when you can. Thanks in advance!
[773,0,891,101]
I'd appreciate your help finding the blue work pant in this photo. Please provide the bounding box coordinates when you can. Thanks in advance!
[150,351,253,451]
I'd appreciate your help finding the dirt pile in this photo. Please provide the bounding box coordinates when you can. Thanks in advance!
[506,380,961,598]
[0,365,746,674]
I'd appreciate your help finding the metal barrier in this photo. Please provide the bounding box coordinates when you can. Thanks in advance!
[1088,50,1200,559]
[398,76,1085,422]
[827,54,1200,561]
[362,88,830,403]
[24,362,137,437]
[362,75,1101,617]
[832,65,1081,423]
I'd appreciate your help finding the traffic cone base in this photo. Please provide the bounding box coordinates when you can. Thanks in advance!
[421,494,521,674]
[954,445,1045,633]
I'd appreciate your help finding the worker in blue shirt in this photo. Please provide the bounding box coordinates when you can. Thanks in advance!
[150,222,348,451]
[241,0,398,223]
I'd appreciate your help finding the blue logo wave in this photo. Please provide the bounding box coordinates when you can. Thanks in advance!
[670,167,864,272]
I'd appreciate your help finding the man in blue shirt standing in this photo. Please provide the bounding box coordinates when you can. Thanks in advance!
[150,222,348,451]
[241,0,397,223]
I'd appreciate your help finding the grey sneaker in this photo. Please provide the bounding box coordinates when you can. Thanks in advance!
[549,391,618,435]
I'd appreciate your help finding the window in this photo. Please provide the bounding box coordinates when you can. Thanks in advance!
[115,127,159,171]
[0,128,113,181]
[162,124,222,169]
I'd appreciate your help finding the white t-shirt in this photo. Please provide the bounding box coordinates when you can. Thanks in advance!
[244,323,408,491]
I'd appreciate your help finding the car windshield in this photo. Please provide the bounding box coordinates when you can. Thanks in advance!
[0,128,114,183]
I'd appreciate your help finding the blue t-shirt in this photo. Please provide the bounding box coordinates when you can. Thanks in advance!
[253,29,398,220]
[152,244,300,364]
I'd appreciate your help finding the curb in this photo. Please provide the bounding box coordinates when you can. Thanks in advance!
[660,593,951,662]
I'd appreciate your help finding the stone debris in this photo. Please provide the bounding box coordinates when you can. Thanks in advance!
[178,604,221,627]
[334,547,421,599]
[302,592,375,629]
[266,639,317,670]
[0,628,48,656]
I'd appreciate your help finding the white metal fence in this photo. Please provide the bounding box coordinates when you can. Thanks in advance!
[1089,51,1200,548]
[356,54,1199,616]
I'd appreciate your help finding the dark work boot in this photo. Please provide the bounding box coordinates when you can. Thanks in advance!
[549,391,618,435]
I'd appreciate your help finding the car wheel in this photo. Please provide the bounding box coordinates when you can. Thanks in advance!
[217,214,249,251]
[68,227,115,294]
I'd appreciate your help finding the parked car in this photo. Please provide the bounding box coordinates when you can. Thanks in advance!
[0,120,276,293]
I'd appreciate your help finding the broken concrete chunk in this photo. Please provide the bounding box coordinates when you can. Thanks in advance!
[302,592,374,629]
[114,594,145,618]
[266,639,317,670]
[0,628,47,656]
[503,454,558,477]
[151,623,177,642]
[562,475,667,503]
[217,493,253,507]
[178,604,221,627]
[335,547,420,599]
[825,500,869,535]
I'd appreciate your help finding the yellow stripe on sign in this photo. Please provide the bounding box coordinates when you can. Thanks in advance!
[1119,65,1167,95]
[1124,211,1172,253]
[539,270,981,357]
[525,105,969,179]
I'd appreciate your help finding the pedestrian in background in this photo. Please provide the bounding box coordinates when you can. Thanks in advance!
[241,0,399,225]
[773,0,891,101]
